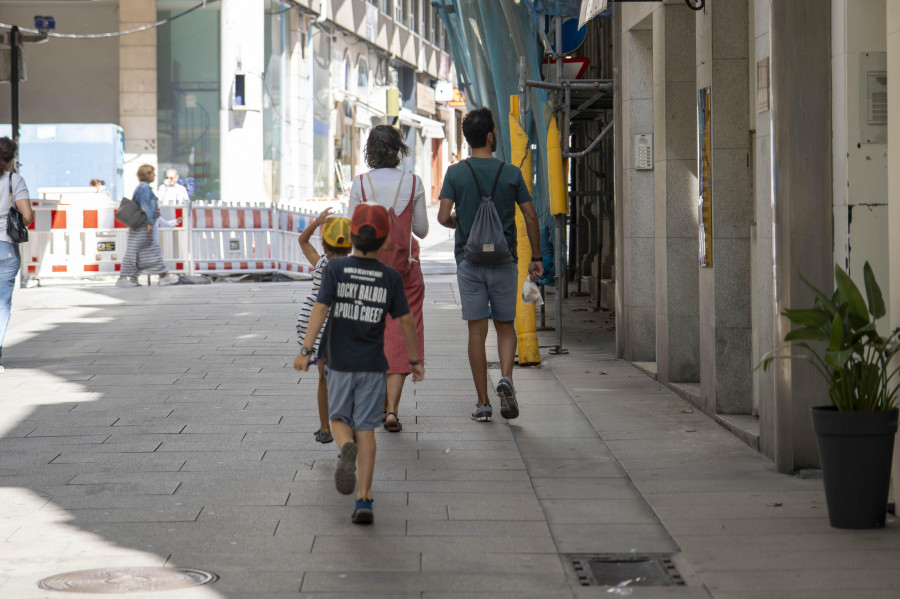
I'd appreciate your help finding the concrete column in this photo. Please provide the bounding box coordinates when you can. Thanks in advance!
[770,0,832,472]
[614,5,625,357]
[653,5,698,383]
[696,0,752,415]
[753,0,777,459]
[119,0,158,197]
[618,20,656,362]
[220,0,265,204]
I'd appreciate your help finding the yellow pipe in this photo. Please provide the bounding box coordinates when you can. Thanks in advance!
[509,95,541,366]
[546,113,568,216]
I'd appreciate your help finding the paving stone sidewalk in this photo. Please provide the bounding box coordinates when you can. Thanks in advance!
[2,255,900,598]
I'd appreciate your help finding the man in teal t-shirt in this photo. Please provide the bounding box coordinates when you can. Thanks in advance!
[440,153,532,265]
[438,107,543,423]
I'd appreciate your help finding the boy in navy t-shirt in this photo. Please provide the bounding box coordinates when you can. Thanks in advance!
[294,203,425,524]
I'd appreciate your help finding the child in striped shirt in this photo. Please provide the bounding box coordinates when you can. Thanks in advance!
[297,208,352,443]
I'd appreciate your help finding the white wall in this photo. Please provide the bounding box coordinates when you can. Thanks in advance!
[219,0,265,203]
[886,0,900,508]
[833,0,890,326]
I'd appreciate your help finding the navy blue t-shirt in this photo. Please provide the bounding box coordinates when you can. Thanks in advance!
[316,256,410,372]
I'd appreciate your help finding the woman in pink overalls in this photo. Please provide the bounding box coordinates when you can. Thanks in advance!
[348,125,429,432]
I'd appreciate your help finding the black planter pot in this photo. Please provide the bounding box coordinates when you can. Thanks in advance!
[811,406,899,529]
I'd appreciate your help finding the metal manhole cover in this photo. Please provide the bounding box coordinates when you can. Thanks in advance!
[571,554,685,588]
[37,567,218,593]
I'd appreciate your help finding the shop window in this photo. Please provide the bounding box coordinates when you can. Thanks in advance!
[156,1,221,202]
[357,59,369,91]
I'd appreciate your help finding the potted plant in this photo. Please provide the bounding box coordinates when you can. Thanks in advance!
[760,262,900,529]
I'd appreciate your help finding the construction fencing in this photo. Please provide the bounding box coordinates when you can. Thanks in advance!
[20,188,330,283]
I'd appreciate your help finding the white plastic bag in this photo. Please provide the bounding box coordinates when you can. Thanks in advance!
[521,280,544,305]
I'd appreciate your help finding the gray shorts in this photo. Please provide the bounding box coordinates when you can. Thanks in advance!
[325,368,386,431]
[456,258,518,322]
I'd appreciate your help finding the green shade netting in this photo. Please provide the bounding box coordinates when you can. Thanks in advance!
[433,0,557,228]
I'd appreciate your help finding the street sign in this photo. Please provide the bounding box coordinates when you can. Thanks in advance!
[544,17,587,55]
[542,57,590,80]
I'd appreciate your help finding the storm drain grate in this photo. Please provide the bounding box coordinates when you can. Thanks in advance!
[570,554,685,588]
[37,567,218,594]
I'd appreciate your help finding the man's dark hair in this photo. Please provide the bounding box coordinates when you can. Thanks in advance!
[364,125,410,169]
[462,107,494,149]
[351,226,387,253]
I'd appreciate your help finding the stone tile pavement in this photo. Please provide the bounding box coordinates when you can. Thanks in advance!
[2,243,900,597]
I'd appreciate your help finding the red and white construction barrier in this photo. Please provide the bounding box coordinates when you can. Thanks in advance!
[19,199,322,283]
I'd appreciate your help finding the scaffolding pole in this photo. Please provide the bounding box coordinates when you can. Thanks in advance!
[519,14,615,356]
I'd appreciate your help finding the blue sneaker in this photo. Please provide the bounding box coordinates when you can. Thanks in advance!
[351,498,374,524]
[496,376,519,419]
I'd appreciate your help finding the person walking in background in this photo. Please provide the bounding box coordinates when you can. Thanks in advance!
[89,178,110,198]
[437,107,543,422]
[152,214,182,246]
[294,203,424,525]
[153,170,186,249]
[157,169,189,204]
[348,125,428,433]
[116,165,179,288]
[0,137,35,374]
[296,207,352,444]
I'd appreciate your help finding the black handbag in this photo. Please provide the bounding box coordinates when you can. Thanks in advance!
[6,173,28,243]
[114,197,148,229]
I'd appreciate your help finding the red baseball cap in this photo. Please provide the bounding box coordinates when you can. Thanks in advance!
[351,203,390,239]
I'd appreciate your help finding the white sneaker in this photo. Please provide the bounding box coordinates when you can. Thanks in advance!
[158,274,180,286]
[116,277,138,288]
[0,364,5,374]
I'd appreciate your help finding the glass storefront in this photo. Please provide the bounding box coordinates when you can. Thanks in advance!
[313,26,333,198]
[157,1,221,201]
[157,1,288,203]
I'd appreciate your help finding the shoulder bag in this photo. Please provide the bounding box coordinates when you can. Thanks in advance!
[6,173,29,243]
[115,196,148,229]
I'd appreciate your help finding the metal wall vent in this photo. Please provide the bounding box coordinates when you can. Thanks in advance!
[570,554,685,588]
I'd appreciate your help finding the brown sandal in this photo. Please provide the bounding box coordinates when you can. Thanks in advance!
[384,411,402,432]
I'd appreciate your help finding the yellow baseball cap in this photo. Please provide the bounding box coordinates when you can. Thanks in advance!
[321,216,351,248]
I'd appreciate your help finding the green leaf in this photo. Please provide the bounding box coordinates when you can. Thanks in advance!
[782,309,830,328]
[828,312,845,352]
[835,264,870,323]
[863,262,886,319]
[826,347,853,369]
[785,328,829,342]
[800,271,837,316]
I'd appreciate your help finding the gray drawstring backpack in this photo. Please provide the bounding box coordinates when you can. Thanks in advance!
[462,160,513,267]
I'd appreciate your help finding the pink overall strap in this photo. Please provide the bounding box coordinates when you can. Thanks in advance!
[360,175,368,202]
